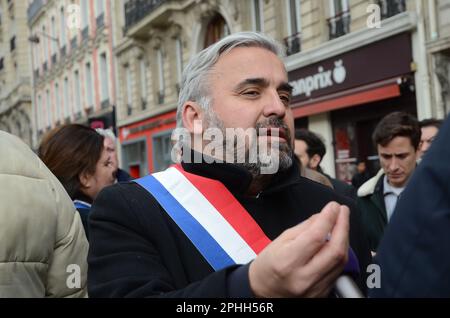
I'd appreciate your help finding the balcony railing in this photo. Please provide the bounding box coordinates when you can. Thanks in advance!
[124,0,166,30]
[157,90,164,105]
[60,45,66,57]
[284,32,301,56]
[82,26,89,42]
[377,0,406,20]
[96,13,105,29]
[70,37,78,51]
[27,0,43,23]
[101,99,110,109]
[327,10,351,40]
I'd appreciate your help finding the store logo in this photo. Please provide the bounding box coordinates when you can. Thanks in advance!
[290,60,347,98]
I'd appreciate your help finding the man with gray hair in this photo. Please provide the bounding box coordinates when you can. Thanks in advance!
[88,32,370,298]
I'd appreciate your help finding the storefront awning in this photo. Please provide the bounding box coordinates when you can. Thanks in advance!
[291,78,402,118]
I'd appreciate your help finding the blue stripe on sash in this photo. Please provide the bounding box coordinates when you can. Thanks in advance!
[135,175,236,271]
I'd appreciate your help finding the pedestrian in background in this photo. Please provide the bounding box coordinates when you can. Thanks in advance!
[39,124,116,239]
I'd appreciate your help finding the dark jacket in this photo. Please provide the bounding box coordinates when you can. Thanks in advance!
[352,171,371,190]
[88,158,371,298]
[324,173,357,203]
[116,168,132,182]
[370,115,450,297]
[356,170,386,252]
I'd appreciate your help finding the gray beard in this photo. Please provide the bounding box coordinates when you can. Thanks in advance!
[204,110,294,178]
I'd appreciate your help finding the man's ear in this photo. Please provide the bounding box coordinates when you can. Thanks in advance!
[309,154,322,170]
[79,171,92,189]
[182,102,205,134]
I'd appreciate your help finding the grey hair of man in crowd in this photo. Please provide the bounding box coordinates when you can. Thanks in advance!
[95,128,116,142]
[175,32,285,129]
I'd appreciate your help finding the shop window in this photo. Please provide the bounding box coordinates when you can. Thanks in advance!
[122,139,148,178]
[152,130,173,172]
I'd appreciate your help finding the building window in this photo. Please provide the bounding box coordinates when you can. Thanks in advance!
[10,35,15,51]
[284,0,302,55]
[46,89,52,128]
[43,25,49,61]
[81,0,89,41]
[377,0,406,19]
[100,53,109,104]
[157,49,164,104]
[96,0,105,16]
[175,37,183,95]
[51,16,57,56]
[152,130,174,172]
[0,57,4,71]
[37,95,43,130]
[85,62,94,108]
[251,0,264,32]
[139,58,148,110]
[125,64,133,115]
[60,7,66,46]
[204,14,230,48]
[74,70,81,114]
[327,0,350,40]
[63,77,70,118]
[55,82,61,122]
[122,139,148,178]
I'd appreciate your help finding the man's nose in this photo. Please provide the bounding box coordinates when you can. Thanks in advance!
[389,158,400,171]
[262,92,286,118]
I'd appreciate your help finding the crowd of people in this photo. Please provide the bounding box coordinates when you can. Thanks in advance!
[0,31,448,298]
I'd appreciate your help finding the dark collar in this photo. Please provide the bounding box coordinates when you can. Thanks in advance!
[73,191,93,205]
[180,150,301,197]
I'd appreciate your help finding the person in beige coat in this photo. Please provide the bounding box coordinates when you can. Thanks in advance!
[0,131,88,297]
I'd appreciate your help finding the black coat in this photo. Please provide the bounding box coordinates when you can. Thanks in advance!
[88,159,371,297]
[370,115,450,297]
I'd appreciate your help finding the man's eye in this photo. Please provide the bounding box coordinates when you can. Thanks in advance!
[242,90,259,97]
[279,94,291,104]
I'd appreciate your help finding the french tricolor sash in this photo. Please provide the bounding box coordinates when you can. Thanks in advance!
[134,165,271,271]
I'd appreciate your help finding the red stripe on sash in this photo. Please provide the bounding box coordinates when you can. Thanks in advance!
[174,165,271,254]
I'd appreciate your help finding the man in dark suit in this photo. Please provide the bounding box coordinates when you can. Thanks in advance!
[370,114,450,297]
[294,129,357,202]
[88,32,370,298]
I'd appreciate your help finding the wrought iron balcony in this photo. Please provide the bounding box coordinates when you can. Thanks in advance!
[70,37,78,51]
[284,32,301,56]
[27,0,44,23]
[60,45,66,57]
[124,0,166,30]
[96,13,105,29]
[377,0,406,20]
[101,99,110,109]
[82,26,89,42]
[157,90,164,105]
[327,10,351,40]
